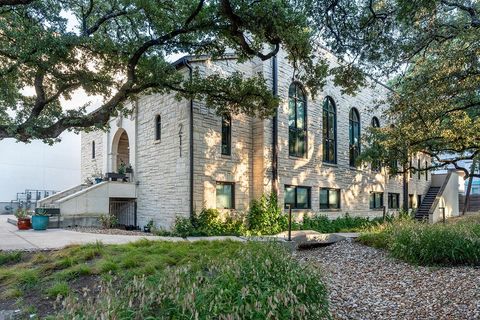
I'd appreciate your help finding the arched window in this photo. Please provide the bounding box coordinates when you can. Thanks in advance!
[221,115,231,155]
[155,115,161,141]
[349,108,361,167]
[288,83,307,157]
[91,141,95,159]
[371,116,381,171]
[322,96,337,163]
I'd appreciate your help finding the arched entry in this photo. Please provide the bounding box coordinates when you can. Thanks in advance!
[111,128,130,172]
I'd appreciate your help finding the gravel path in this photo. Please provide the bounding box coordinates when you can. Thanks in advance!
[68,227,156,236]
[296,240,480,320]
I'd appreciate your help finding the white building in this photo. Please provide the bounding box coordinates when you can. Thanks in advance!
[38,50,461,227]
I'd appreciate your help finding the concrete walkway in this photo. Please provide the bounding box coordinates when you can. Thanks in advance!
[0,215,358,251]
[0,215,184,250]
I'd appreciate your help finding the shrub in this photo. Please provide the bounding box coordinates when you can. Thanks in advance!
[359,219,480,266]
[301,213,380,233]
[98,214,118,229]
[59,242,329,319]
[247,193,287,235]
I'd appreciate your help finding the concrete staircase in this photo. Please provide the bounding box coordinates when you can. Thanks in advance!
[37,184,90,208]
[415,187,441,221]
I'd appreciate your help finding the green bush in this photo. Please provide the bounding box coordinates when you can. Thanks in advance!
[301,213,381,233]
[59,242,329,319]
[359,219,480,266]
[247,193,287,235]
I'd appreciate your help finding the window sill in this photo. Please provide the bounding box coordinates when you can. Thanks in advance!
[153,140,161,144]
[322,162,338,168]
[318,208,341,212]
[221,154,232,159]
[370,208,384,211]
[288,155,308,161]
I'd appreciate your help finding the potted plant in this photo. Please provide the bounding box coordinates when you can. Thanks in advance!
[118,162,126,175]
[15,209,31,230]
[32,208,49,231]
[144,219,154,233]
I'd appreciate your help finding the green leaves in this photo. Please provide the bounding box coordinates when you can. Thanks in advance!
[0,0,342,142]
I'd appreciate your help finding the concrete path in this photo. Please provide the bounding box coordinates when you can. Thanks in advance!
[0,215,358,251]
[0,215,183,250]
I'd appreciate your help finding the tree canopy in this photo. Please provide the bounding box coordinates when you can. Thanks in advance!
[313,0,480,178]
[1,0,361,143]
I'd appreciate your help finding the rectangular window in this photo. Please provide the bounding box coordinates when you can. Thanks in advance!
[409,194,414,208]
[417,195,422,208]
[388,193,400,209]
[92,141,95,159]
[319,188,341,209]
[284,185,311,209]
[409,159,413,179]
[425,161,429,181]
[221,115,231,155]
[216,182,234,209]
[369,192,384,209]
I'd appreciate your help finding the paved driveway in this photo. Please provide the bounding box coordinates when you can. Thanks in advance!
[0,215,183,250]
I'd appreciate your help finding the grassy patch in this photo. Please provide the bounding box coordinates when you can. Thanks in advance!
[59,242,329,319]
[359,218,480,266]
[0,240,328,318]
[0,251,22,266]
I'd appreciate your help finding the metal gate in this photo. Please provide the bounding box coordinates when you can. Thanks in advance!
[109,198,137,229]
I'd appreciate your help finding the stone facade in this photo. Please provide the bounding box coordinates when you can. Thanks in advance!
[80,50,432,229]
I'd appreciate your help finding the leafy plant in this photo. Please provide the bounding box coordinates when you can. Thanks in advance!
[247,193,287,235]
[98,214,118,229]
[14,209,29,219]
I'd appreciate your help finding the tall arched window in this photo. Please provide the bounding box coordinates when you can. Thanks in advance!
[155,115,161,141]
[221,115,231,155]
[349,108,361,167]
[91,141,95,159]
[371,116,380,171]
[322,96,337,163]
[288,83,307,157]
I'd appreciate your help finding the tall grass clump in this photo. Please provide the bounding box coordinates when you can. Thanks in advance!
[359,219,480,266]
[58,242,329,319]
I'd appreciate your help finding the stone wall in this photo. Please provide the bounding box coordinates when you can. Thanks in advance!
[190,50,431,220]
[135,90,190,228]
[80,130,104,183]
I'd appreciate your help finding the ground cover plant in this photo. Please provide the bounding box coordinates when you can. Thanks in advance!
[0,240,329,319]
[358,215,480,266]
[163,193,383,237]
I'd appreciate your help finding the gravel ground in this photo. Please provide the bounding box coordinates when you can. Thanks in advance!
[68,227,155,236]
[295,240,480,320]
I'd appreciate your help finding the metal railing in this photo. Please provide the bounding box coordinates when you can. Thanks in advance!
[109,199,137,230]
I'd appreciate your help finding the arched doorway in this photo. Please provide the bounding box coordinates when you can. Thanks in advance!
[111,129,130,172]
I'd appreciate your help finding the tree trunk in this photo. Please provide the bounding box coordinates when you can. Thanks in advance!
[463,157,478,215]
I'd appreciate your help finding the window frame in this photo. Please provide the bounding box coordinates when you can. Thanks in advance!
[319,188,341,210]
[369,192,384,209]
[349,108,361,167]
[154,115,161,141]
[425,160,429,181]
[215,181,235,209]
[388,192,400,209]
[288,82,308,158]
[221,115,232,156]
[91,141,95,159]
[417,159,421,179]
[284,185,311,209]
[371,117,381,171]
[322,96,337,164]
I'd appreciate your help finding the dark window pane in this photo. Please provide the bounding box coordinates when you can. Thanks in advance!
[221,115,231,155]
[285,186,295,207]
[296,187,309,209]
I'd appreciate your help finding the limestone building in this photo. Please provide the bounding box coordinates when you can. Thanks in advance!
[40,49,459,228]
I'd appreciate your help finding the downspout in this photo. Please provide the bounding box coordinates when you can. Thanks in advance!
[184,58,194,219]
[271,55,279,196]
